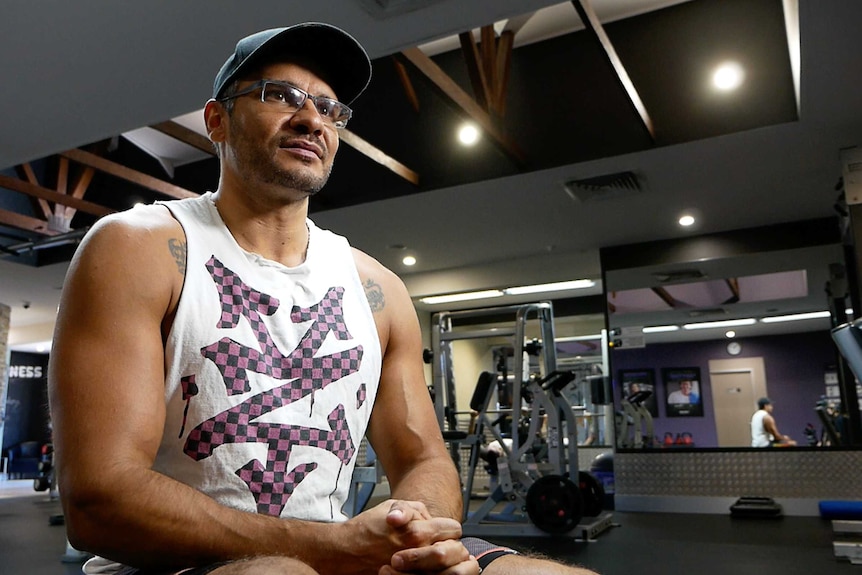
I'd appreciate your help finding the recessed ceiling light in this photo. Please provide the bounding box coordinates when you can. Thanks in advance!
[725,330,736,338]
[679,214,695,227]
[712,61,745,91]
[402,255,417,266]
[458,123,480,146]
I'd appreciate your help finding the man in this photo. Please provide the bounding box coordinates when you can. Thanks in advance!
[48,23,598,575]
[751,397,797,447]
[667,380,699,404]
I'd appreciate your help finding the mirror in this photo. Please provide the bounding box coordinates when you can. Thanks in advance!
[600,217,858,450]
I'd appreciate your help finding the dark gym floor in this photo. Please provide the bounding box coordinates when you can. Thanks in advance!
[1,479,856,575]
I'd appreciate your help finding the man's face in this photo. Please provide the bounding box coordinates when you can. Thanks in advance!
[220,61,341,198]
[680,381,692,394]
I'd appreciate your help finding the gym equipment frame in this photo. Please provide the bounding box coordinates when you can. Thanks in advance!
[430,302,613,539]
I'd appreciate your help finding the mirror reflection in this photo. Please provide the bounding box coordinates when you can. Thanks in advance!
[601,218,857,450]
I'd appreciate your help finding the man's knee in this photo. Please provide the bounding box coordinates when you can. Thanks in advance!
[484,553,599,575]
[209,555,319,575]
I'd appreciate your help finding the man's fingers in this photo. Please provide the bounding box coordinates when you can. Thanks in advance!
[386,499,432,522]
[389,540,473,573]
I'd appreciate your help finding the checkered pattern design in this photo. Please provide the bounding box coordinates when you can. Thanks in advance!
[206,256,280,331]
[201,262,363,395]
[181,375,198,400]
[228,405,354,516]
[356,382,367,409]
[180,257,364,516]
[237,461,318,517]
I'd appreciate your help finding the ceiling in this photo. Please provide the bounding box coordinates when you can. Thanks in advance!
[1,0,861,352]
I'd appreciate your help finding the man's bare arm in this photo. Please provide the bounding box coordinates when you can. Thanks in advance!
[361,263,463,521]
[763,414,794,445]
[49,211,453,574]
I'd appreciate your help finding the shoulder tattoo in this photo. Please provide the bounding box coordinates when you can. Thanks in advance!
[167,238,186,275]
[363,278,385,313]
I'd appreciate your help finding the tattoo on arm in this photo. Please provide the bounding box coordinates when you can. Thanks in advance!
[168,238,186,275]
[363,278,385,313]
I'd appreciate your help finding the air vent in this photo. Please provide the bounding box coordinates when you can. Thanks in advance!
[651,269,707,283]
[687,308,727,318]
[564,171,645,203]
[357,0,447,18]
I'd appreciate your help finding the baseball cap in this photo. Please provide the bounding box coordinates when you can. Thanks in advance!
[757,397,772,409]
[213,23,372,105]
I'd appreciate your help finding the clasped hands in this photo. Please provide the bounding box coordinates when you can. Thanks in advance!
[343,499,481,575]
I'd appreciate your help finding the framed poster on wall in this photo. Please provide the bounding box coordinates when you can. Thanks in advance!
[619,368,658,417]
[663,367,704,417]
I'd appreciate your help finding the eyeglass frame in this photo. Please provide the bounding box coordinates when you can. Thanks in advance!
[218,79,353,129]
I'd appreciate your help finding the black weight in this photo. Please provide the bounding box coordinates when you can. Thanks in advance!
[525,475,583,534]
[578,471,605,517]
[33,476,50,492]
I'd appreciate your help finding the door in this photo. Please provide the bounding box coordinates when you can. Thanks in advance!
[709,357,768,447]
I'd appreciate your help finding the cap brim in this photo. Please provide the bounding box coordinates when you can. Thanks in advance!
[216,23,372,104]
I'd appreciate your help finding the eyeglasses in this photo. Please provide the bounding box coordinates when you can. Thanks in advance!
[219,80,353,129]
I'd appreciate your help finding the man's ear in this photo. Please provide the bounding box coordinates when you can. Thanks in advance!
[204,98,227,144]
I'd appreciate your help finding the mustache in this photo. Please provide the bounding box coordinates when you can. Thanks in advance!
[279,135,326,156]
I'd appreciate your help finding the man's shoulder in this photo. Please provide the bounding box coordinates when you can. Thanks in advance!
[96,203,178,231]
[82,204,183,254]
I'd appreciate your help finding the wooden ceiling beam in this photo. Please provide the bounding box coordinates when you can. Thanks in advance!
[651,286,678,308]
[339,129,419,186]
[61,148,199,200]
[0,207,61,236]
[481,26,498,102]
[570,0,655,140]
[63,165,96,220]
[15,163,51,220]
[150,121,216,155]
[459,26,515,119]
[392,58,421,113]
[0,174,113,217]
[400,46,528,167]
[54,156,71,226]
[493,30,514,117]
[459,31,491,111]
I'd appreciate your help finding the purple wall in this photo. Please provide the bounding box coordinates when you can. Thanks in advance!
[611,330,837,448]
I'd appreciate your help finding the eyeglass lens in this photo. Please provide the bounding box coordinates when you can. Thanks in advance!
[261,82,351,128]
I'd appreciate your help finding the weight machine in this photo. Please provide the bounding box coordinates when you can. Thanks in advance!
[429,302,613,539]
[615,390,655,449]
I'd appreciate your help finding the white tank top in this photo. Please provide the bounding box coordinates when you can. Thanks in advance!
[750,409,773,447]
[155,193,381,521]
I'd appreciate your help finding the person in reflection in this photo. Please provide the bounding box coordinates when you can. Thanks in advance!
[48,22,599,575]
[751,397,797,447]
[667,379,699,404]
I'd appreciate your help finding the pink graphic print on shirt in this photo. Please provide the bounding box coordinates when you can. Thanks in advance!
[182,256,364,516]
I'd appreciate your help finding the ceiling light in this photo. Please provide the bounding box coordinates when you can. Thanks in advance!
[402,255,417,266]
[458,123,480,146]
[504,279,595,295]
[760,310,831,323]
[678,214,695,227]
[712,61,745,91]
[725,330,736,338]
[642,325,679,333]
[419,290,504,305]
[683,318,757,330]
